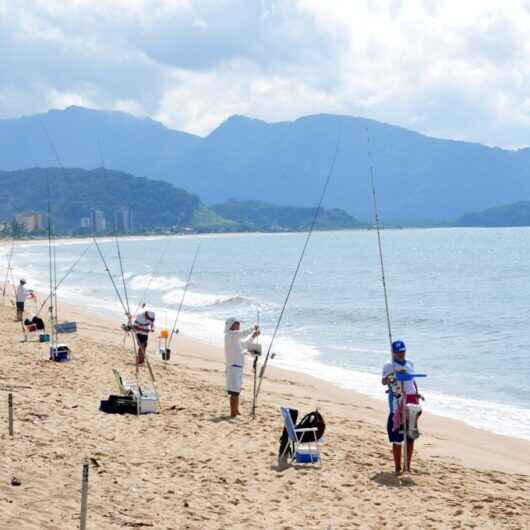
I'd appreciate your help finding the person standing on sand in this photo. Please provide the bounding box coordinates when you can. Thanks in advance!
[382,340,421,473]
[224,317,260,417]
[15,279,34,322]
[132,307,155,365]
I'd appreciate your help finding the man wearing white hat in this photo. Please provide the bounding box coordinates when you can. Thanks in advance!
[224,317,260,417]
[15,279,34,322]
[132,306,155,365]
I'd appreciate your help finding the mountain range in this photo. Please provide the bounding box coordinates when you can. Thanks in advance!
[1,106,530,224]
[0,168,360,234]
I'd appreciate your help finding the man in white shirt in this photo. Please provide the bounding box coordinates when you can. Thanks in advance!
[382,340,420,473]
[224,317,260,417]
[132,308,155,365]
[15,279,34,322]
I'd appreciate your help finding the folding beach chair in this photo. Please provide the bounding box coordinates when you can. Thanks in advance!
[112,369,159,414]
[279,406,321,467]
[113,369,139,396]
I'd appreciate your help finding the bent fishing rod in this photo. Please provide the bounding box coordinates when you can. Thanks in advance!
[367,131,415,473]
[167,242,201,349]
[253,120,343,412]
[367,132,393,353]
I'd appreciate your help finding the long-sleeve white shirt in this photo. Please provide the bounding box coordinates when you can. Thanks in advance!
[224,328,255,367]
[16,285,29,303]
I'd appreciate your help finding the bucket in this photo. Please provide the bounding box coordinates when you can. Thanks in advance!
[295,449,320,464]
[159,329,169,339]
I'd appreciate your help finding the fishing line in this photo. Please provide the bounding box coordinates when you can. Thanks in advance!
[366,131,393,354]
[167,242,201,348]
[39,119,68,341]
[92,236,128,315]
[254,119,343,406]
[36,245,90,317]
[133,236,174,316]
[2,239,16,300]
[96,138,132,317]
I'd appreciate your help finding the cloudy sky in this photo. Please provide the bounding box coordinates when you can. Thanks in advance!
[1,0,530,147]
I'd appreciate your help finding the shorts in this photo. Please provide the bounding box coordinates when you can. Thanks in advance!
[136,333,148,347]
[225,364,243,394]
[16,302,24,311]
[387,413,405,443]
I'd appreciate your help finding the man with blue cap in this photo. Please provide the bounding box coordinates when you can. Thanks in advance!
[382,339,421,473]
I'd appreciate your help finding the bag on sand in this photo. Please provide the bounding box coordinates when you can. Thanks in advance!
[296,410,326,443]
[278,409,327,461]
[99,394,137,414]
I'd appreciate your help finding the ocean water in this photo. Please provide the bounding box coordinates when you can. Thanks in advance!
[8,228,530,441]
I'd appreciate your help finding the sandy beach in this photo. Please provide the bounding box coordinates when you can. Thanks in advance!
[1,297,529,530]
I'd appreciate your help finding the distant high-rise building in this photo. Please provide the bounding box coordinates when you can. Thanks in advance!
[81,217,90,228]
[89,209,106,233]
[114,207,133,233]
[15,211,44,232]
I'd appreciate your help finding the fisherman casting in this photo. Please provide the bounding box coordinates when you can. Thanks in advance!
[16,279,34,322]
[132,307,156,365]
[224,317,260,417]
[382,340,422,473]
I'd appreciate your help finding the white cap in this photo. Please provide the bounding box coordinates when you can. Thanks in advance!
[225,317,239,333]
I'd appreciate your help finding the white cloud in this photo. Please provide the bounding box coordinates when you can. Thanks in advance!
[1,0,530,146]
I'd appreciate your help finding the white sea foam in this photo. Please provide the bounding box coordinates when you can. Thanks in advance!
[9,232,530,442]
[127,274,186,291]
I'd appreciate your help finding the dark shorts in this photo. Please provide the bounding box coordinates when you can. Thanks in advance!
[227,391,240,396]
[387,413,414,444]
[16,301,24,311]
[136,333,148,347]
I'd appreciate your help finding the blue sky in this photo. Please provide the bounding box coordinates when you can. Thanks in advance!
[1,0,529,147]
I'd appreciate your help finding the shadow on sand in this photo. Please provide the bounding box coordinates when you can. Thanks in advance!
[370,471,416,488]
[209,415,236,423]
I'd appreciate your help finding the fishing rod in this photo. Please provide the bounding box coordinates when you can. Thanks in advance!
[96,138,132,317]
[39,118,76,346]
[254,120,343,410]
[366,131,416,473]
[133,236,174,316]
[2,239,16,302]
[96,141,159,411]
[251,309,260,419]
[367,133,393,353]
[36,245,90,317]
[167,242,201,349]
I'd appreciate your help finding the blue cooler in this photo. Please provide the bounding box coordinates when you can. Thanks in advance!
[295,449,320,464]
[50,345,71,362]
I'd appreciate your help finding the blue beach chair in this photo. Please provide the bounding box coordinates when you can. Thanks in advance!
[279,406,321,467]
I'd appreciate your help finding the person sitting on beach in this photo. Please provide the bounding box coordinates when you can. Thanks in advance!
[15,279,34,322]
[381,339,421,473]
[132,308,155,365]
[224,317,260,417]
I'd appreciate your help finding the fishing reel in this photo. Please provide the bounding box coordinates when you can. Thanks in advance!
[121,323,133,332]
[386,372,402,398]
[248,344,262,357]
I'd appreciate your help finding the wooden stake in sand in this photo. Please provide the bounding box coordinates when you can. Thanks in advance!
[79,462,89,530]
[8,392,13,436]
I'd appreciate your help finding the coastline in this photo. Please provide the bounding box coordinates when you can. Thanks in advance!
[1,296,529,528]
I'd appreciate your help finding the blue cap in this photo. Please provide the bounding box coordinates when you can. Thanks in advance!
[392,340,406,354]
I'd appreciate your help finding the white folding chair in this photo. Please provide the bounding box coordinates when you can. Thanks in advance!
[279,406,321,467]
[113,369,139,396]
